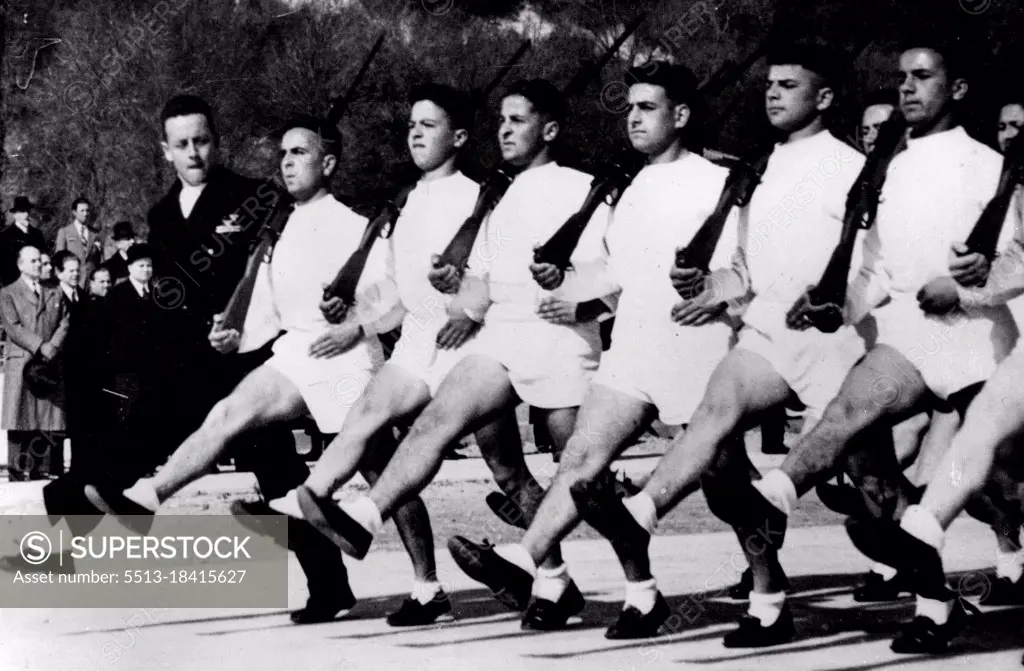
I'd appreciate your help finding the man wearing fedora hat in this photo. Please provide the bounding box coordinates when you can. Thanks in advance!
[102,221,135,285]
[0,245,69,481]
[0,197,47,288]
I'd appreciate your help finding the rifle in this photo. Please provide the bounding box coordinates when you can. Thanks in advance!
[672,150,771,292]
[324,39,531,307]
[217,34,385,334]
[326,31,385,126]
[964,131,1024,260]
[438,15,646,277]
[532,148,645,269]
[218,188,294,334]
[792,114,908,332]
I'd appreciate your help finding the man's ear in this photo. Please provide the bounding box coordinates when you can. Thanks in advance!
[542,120,560,143]
[160,140,172,163]
[322,153,339,179]
[453,128,469,149]
[815,85,835,113]
[951,77,968,102]
[673,103,692,130]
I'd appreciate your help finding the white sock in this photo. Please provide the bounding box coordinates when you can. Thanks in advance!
[753,470,796,517]
[123,479,159,512]
[268,490,303,519]
[341,496,383,535]
[995,548,1024,583]
[900,505,945,551]
[494,543,537,578]
[623,578,658,614]
[622,493,658,534]
[748,591,785,627]
[411,579,441,605]
[871,561,898,581]
[532,563,570,602]
[915,594,952,625]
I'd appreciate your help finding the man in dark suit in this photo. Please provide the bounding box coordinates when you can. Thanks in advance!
[53,250,99,474]
[0,197,48,288]
[102,221,134,285]
[55,197,104,289]
[0,245,68,481]
[30,95,353,624]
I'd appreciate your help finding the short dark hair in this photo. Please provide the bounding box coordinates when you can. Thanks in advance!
[409,83,473,133]
[52,250,78,272]
[767,40,847,88]
[71,197,90,210]
[89,266,110,282]
[503,79,566,124]
[277,114,343,159]
[899,28,973,82]
[160,94,219,144]
[864,88,899,110]
[626,62,699,107]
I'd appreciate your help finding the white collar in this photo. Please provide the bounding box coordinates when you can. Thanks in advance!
[128,277,149,298]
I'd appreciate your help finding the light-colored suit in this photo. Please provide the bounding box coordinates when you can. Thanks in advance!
[55,222,103,287]
[1,278,69,430]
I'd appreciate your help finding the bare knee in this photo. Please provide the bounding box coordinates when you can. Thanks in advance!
[404,403,461,453]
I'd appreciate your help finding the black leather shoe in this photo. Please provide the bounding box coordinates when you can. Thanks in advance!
[485,491,528,530]
[521,580,585,631]
[448,536,532,611]
[386,591,453,626]
[890,597,976,654]
[295,485,372,560]
[290,590,356,625]
[979,575,1024,606]
[229,499,292,549]
[723,603,796,648]
[605,592,670,639]
[83,484,155,534]
[854,570,909,602]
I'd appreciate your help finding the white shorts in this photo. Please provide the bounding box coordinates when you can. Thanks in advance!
[264,331,385,433]
[386,313,472,396]
[463,318,601,408]
[874,298,1019,400]
[593,318,733,425]
[735,324,866,421]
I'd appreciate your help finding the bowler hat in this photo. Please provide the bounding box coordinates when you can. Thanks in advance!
[10,196,32,213]
[112,221,135,241]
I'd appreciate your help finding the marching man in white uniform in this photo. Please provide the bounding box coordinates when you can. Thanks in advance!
[449,63,736,639]
[295,78,616,632]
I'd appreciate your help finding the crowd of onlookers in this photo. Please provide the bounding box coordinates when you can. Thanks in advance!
[0,195,145,481]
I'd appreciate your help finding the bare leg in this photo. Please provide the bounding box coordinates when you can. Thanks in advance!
[305,364,431,498]
[703,437,789,594]
[358,428,437,584]
[920,352,1024,528]
[151,366,308,501]
[519,385,652,565]
[369,356,517,519]
[477,408,542,531]
[907,408,959,487]
[643,349,791,512]
[780,345,930,495]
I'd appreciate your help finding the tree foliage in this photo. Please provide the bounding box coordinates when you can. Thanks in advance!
[3,0,1023,246]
